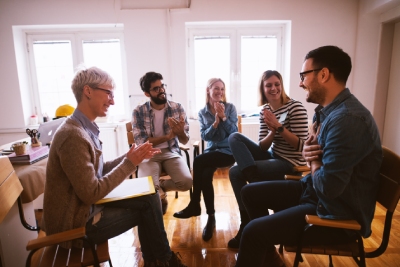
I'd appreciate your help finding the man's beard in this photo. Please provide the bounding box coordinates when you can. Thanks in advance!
[151,92,167,105]
[306,77,325,105]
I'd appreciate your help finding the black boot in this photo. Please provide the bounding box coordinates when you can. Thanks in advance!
[202,214,216,241]
[228,210,250,248]
[173,202,201,219]
[242,165,260,182]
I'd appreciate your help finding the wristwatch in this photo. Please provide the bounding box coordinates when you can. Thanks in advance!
[276,125,284,133]
[222,116,227,122]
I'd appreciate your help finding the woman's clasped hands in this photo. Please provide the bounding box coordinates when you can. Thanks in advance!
[263,109,280,132]
[212,102,225,128]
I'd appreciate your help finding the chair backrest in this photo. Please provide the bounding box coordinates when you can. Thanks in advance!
[376,146,400,212]
[0,156,23,224]
[237,115,242,133]
[126,121,135,146]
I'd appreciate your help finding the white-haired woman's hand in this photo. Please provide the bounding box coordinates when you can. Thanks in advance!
[127,141,161,166]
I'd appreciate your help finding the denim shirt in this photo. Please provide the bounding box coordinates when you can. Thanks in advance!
[199,102,238,155]
[301,88,382,237]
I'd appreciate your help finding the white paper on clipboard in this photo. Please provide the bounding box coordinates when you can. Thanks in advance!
[96,176,155,204]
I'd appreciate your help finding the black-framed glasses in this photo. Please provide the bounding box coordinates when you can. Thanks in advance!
[299,68,323,82]
[150,83,167,93]
[92,87,114,99]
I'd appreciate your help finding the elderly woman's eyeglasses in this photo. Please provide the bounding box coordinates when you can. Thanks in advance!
[150,84,167,93]
[299,68,322,82]
[92,87,114,99]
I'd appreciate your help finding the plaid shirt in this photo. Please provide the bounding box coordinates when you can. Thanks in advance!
[131,100,189,155]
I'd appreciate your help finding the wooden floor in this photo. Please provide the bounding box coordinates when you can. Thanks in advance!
[104,169,400,267]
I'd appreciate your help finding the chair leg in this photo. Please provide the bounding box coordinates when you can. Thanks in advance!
[329,255,334,267]
[354,235,366,267]
[294,248,302,267]
[278,244,283,254]
[175,191,178,199]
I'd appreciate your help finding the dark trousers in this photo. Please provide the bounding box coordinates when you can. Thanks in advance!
[235,180,355,267]
[191,151,235,214]
[85,193,171,263]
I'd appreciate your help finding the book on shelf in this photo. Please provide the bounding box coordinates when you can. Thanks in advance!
[96,176,156,204]
[8,145,49,163]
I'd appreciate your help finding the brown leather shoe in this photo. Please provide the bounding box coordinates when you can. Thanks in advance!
[261,248,285,267]
[161,197,168,215]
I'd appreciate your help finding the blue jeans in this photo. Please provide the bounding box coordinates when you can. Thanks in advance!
[235,181,355,267]
[85,193,171,263]
[228,132,294,210]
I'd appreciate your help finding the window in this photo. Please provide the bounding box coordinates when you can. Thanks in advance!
[26,27,129,122]
[186,21,289,118]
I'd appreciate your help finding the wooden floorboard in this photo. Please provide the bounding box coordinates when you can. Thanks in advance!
[103,168,400,267]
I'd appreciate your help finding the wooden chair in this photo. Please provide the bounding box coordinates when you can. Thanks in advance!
[0,156,112,267]
[125,122,191,199]
[284,119,312,181]
[285,165,311,180]
[282,146,400,267]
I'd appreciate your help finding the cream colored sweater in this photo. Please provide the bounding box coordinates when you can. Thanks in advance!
[43,118,136,246]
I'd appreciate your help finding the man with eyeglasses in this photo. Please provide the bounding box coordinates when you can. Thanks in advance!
[132,71,192,214]
[235,46,382,267]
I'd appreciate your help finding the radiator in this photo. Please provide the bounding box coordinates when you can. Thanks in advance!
[99,123,128,162]
[241,122,260,142]
[99,127,118,162]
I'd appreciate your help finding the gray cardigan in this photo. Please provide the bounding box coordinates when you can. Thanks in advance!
[43,118,136,247]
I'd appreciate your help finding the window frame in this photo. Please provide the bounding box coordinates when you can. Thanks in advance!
[25,26,130,122]
[186,21,289,118]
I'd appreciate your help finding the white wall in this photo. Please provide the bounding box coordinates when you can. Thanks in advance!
[0,0,398,145]
[355,0,400,137]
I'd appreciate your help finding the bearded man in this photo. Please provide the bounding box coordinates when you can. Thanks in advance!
[132,72,192,214]
[235,46,382,267]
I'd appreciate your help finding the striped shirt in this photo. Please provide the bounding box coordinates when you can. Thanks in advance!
[259,99,308,166]
[131,100,189,155]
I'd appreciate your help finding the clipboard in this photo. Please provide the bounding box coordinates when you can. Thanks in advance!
[96,176,155,204]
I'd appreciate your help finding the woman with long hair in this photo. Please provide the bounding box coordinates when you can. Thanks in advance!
[227,70,309,248]
[173,78,238,241]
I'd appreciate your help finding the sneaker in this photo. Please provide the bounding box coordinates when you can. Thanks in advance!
[173,204,201,219]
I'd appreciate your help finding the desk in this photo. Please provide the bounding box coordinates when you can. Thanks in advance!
[0,138,47,203]
[0,140,47,267]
